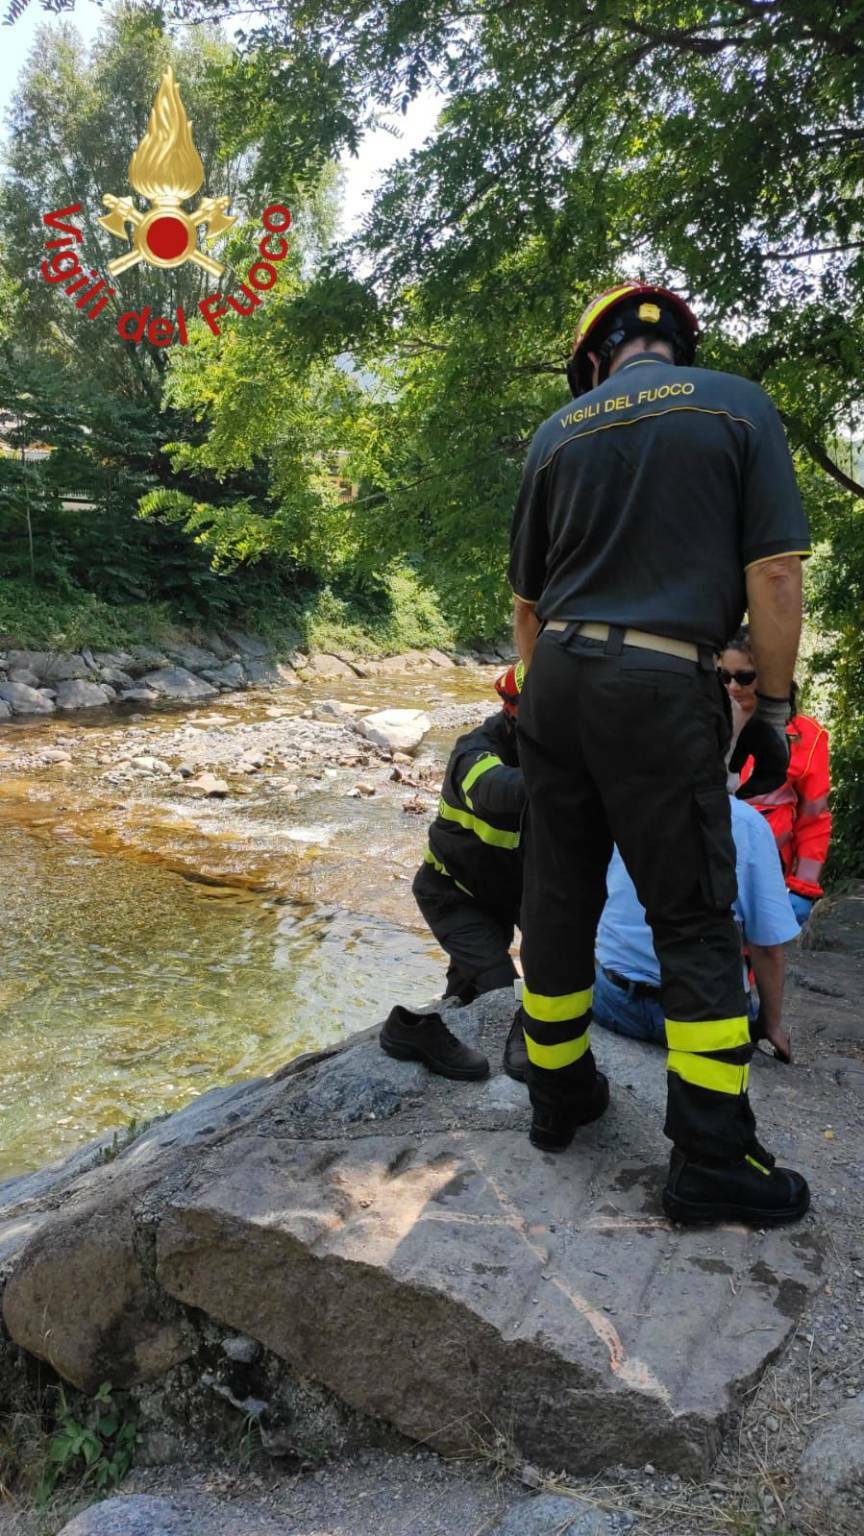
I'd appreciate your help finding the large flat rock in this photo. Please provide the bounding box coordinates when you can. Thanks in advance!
[1,991,827,1477]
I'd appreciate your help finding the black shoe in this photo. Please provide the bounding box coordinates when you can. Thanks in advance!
[503,1015,528,1083]
[380,1006,490,1081]
[529,1072,610,1152]
[662,1147,810,1228]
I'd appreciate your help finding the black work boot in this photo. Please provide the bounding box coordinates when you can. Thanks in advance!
[662,1146,810,1228]
[380,1005,489,1081]
[529,1072,610,1152]
[503,1014,528,1083]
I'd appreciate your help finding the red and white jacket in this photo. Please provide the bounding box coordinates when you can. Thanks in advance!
[739,713,831,899]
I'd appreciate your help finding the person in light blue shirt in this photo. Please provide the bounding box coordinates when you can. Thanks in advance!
[595,796,799,1061]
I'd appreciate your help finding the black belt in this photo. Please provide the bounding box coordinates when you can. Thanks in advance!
[601,966,662,1002]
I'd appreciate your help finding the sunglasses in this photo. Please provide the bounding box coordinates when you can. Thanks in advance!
[718,668,757,687]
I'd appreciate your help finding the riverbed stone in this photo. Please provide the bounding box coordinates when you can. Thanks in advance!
[0,699,11,720]
[0,991,828,1480]
[244,657,300,686]
[54,679,114,710]
[801,884,864,954]
[0,680,56,714]
[41,653,93,681]
[302,653,357,678]
[8,667,41,686]
[798,1390,864,1504]
[57,1493,284,1535]
[125,646,173,677]
[490,1493,623,1535]
[222,629,271,658]
[165,642,222,672]
[356,708,431,753]
[139,668,218,702]
[201,661,246,690]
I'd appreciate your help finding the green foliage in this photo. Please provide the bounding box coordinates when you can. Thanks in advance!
[36,1382,136,1508]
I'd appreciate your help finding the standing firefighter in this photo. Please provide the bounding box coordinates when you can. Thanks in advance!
[509,281,812,1226]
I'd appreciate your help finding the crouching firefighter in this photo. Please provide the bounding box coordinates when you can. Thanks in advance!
[380,665,529,1082]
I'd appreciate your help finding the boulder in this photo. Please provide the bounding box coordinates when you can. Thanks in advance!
[91,650,135,672]
[798,1391,864,1505]
[490,1493,623,1535]
[165,642,221,673]
[0,1001,827,1481]
[57,1493,284,1535]
[244,658,300,687]
[355,708,431,753]
[426,648,455,668]
[0,699,11,721]
[302,653,357,678]
[801,885,864,954]
[125,646,173,678]
[139,668,218,702]
[189,773,229,797]
[4,649,52,676]
[54,679,114,710]
[314,698,363,720]
[0,680,56,714]
[221,629,271,659]
[41,653,92,682]
[8,667,41,687]
[119,688,159,705]
[200,661,246,690]
[98,667,136,689]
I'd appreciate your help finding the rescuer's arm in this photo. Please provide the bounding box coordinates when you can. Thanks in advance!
[745,555,803,701]
[458,753,526,818]
[513,597,540,669]
[748,942,790,1061]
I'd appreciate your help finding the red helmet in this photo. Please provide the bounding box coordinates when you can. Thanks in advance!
[495,660,525,716]
[567,282,700,398]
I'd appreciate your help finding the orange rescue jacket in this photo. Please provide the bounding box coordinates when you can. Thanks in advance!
[739,713,831,899]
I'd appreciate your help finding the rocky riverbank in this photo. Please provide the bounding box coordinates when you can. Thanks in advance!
[1,891,864,1535]
[0,630,511,720]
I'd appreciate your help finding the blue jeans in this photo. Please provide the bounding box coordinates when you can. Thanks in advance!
[788,891,814,927]
[593,967,759,1046]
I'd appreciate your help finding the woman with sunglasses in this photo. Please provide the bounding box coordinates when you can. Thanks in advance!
[719,625,831,926]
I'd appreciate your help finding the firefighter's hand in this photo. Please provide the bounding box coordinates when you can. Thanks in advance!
[731,712,789,799]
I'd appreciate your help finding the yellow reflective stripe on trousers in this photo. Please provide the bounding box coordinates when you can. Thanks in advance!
[522,985,592,1023]
[667,1051,750,1096]
[422,845,473,897]
[437,799,520,849]
[460,754,503,810]
[524,1029,590,1070]
[665,1016,750,1053]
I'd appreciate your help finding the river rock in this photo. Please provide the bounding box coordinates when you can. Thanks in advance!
[54,679,114,710]
[426,648,455,668]
[139,668,218,702]
[91,650,135,672]
[8,667,41,686]
[119,688,159,705]
[490,1493,621,1535]
[355,708,431,753]
[189,773,229,797]
[98,667,136,689]
[302,654,357,678]
[165,642,222,672]
[221,629,271,658]
[57,1493,284,1535]
[125,646,173,677]
[244,657,300,687]
[41,653,92,681]
[798,1391,864,1505]
[0,988,832,1481]
[801,885,864,954]
[0,680,56,714]
[0,699,11,720]
[314,699,362,720]
[201,661,246,690]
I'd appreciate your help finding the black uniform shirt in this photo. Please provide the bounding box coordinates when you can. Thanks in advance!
[508,354,811,650]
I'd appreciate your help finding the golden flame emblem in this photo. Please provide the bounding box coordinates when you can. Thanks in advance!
[98,67,236,277]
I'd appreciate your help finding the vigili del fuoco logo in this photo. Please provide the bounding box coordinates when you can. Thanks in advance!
[39,67,292,347]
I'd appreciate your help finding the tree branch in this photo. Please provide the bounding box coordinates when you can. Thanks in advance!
[805,438,864,501]
[759,240,864,261]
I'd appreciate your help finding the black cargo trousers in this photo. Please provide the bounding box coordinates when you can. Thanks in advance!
[412,862,518,1005]
[517,624,757,1161]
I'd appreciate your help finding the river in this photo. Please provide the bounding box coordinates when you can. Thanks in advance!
[0,662,497,1177]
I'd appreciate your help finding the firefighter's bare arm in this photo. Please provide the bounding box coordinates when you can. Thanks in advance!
[745,555,803,701]
[749,941,790,1061]
[513,595,540,669]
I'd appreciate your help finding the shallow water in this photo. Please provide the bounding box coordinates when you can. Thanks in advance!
[0,665,497,1177]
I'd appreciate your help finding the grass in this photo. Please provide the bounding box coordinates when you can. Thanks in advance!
[0,564,459,660]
